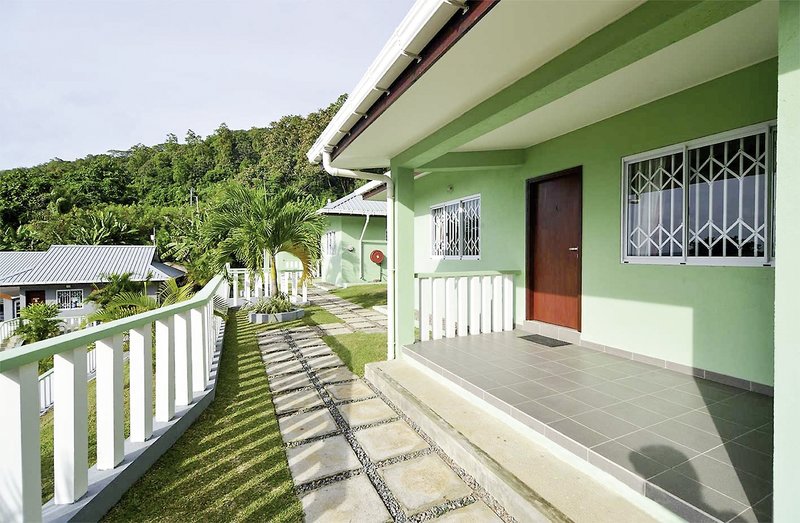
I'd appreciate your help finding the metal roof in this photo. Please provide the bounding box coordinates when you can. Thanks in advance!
[0,251,46,279]
[0,245,184,285]
[318,180,388,217]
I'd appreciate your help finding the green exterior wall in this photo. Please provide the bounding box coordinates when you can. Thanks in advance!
[411,59,777,386]
[320,215,387,287]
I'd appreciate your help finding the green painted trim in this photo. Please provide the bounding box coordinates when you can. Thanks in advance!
[0,275,226,373]
[420,150,525,171]
[414,270,519,278]
[393,0,757,168]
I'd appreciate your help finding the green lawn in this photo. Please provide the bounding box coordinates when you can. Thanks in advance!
[253,303,342,333]
[104,310,302,522]
[330,284,387,309]
[322,332,388,377]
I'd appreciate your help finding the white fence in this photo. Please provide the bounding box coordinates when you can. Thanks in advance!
[416,271,516,341]
[38,349,97,413]
[228,268,308,307]
[0,318,21,341]
[0,275,228,522]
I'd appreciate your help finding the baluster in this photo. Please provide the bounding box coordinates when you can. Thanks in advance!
[457,277,468,337]
[0,362,41,522]
[130,325,153,442]
[302,281,308,304]
[419,278,431,342]
[503,274,514,331]
[469,276,481,335]
[492,275,504,332]
[155,317,175,422]
[191,307,208,392]
[173,311,193,406]
[481,276,492,333]
[96,335,124,470]
[243,272,251,301]
[432,278,445,340]
[232,273,239,306]
[54,347,88,503]
[445,277,457,338]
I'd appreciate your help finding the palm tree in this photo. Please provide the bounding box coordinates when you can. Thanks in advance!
[16,303,63,344]
[206,186,323,296]
[86,279,195,323]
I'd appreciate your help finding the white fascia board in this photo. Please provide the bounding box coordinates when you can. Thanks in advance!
[306,0,460,165]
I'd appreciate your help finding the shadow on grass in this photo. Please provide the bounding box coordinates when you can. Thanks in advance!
[103,310,302,523]
[322,332,387,377]
[330,284,387,309]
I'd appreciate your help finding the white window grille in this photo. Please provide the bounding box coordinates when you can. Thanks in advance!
[56,289,83,310]
[622,122,775,266]
[431,195,480,259]
[322,231,336,256]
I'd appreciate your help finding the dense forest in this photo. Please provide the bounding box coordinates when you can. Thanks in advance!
[0,95,356,264]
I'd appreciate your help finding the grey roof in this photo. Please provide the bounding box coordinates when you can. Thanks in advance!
[318,180,387,217]
[0,245,184,285]
[0,251,45,279]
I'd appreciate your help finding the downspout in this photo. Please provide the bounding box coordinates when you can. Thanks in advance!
[322,151,396,360]
[359,213,371,281]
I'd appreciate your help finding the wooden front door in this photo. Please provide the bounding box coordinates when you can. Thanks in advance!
[26,290,46,306]
[527,167,582,330]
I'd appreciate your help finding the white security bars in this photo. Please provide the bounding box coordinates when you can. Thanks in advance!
[416,271,516,341]
[430,195,481,260]
[0,275,228,523]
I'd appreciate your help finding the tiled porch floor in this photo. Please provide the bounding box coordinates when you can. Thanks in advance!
[404,332,773,522]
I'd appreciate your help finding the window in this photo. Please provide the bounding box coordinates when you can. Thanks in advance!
[322,231,336,256]
[622,123,775,266]
[56,289,83,310]
[431,195,480,259]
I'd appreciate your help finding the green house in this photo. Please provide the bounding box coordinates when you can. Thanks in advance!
[317,180,387,287]
[308,1,798,520]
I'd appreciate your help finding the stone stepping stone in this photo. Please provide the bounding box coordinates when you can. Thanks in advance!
[268,372,313,393]
[315,367,358,385]
[295,338,326,349]
[278,409,338,444]
[307,354,343,371]
[320,326,353,336]
[432,501,503,522]
[379,454,472,516]
[326,381,375,403]
[355,420,429,462]
[266,359,304,377]
[338,398,396,427]
[287,435,361,485]
[259,341,292,353]
[273,389,324,414]
[261,350,295,364]
[301,475,389,523]
[300,345,334,359]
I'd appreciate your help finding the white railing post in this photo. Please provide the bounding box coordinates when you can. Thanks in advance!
[155,317,175,422]
[481,276,492,333]
[469,276,481,335]
[243,272,251,302]
[96,335,124,470]
[232,272,239,306]
[129,325,153,443]
[420,278,431,342]
[493,275,503,333]
[432,277,445,340]
[54,347,88,504]
[457,277,468,336]
[302,281,308,303]
[173,311,193,406]
[445,277,457,338]
[191,307,208,393]
[254,274,262,299]
[0,362,41,522]
[503,274,514,331]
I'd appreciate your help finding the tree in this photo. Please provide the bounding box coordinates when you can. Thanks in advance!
[15,303,63,345]
[86,273,147,308]
[207,186,324,296]
[86,279,194,323]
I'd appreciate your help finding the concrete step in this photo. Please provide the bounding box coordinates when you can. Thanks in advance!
[366,359,680,523]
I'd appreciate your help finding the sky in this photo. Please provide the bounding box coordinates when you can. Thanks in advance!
[0,0,413,170]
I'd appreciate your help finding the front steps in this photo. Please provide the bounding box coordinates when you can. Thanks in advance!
[366,359,680,523]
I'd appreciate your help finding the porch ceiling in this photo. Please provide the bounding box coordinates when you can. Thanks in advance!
[331,0,777,169]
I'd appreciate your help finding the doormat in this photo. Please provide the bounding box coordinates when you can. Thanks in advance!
[519,334,570,348]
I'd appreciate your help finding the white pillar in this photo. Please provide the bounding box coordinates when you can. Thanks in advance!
[96,335,124,470]
[54,348,88,504]
[191,307,208,392]
[173,311,193,406]
[155,317,175,422]
[129,325,153,442]
[0,362,40,522]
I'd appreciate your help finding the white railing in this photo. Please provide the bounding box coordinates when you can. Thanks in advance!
[0,275,228,522]
[1,317,22,341]
[228,267,308,307]
[416,271,517,341]
[38,349,98,414]
[61,316,88,334]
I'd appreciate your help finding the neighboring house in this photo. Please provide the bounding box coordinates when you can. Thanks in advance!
[0,245,184,320]
[308,1,795,521]
[317,180,387,286]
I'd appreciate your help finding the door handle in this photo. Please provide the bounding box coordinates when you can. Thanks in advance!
[568,247,579,251]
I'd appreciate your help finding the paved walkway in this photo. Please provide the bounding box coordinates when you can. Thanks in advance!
[258,323,511,522]
[310,285,388,334]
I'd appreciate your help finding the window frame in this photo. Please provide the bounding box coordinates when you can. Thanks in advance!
[56,289,84,310]
[322,231,336,256]
[620,121,776,268]
[430,194,481,261]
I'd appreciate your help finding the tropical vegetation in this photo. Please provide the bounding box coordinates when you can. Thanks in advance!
[246,293,295,315]
[15,303,63,345]
[86,279,195,324]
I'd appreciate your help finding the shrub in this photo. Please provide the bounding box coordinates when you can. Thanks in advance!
[16,303,63,345]
[246,293,294,314]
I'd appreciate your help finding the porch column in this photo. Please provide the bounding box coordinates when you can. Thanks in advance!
[391,163,415,357]
[773,1,800,520]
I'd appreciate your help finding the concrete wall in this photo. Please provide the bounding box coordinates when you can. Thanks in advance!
[411,59,777,386]
[321,215,387,286]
